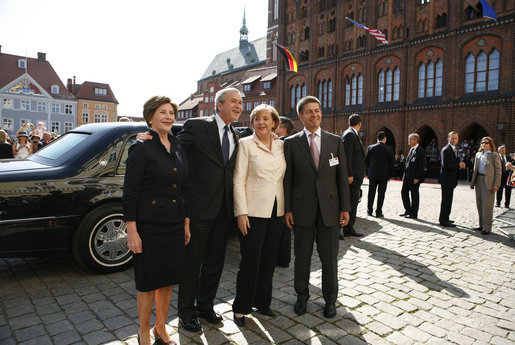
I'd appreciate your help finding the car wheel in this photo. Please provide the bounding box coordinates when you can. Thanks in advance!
[71,203,132,273]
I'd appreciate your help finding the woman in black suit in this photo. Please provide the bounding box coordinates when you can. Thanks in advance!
[123,96,190,345]
[0,130,13,159]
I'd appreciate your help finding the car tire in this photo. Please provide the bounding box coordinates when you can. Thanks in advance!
[71,203,132,273]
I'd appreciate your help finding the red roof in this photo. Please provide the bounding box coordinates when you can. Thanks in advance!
[73,81,118,104]
[0,52,75,100]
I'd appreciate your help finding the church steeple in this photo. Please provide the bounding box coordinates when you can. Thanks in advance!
[239,7,249,43]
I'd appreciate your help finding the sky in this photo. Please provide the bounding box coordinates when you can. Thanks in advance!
[0,0,269,117]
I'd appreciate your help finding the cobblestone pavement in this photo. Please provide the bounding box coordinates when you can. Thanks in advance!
[1,180,514,345]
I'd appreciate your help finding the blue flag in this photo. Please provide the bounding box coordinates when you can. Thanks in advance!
[479,0,497,21]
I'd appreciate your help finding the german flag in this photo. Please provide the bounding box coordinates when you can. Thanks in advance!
[275,43,298,72]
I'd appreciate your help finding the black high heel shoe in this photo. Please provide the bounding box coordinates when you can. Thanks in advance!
[233,314,245,327]
[153,328,176,345]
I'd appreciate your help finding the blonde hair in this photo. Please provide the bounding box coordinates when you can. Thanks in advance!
[249,104,280,132]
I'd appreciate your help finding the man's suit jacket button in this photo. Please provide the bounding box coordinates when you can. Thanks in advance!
[152,200,156,205]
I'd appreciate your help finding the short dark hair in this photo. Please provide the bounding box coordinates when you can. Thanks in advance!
[348,114,361,127]
[142,96,178,127]
[279,116,294,136]
[377,131,386,141]
[297,96,321,114]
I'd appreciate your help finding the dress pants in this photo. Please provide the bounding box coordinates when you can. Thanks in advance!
[344,182,361,230]
[276,223,291,266]
[293,207,339,304]
[496,172,512,207]
[367,179,387,214]
[401,179,420,217]
[233,203,282,314]
[178,203,230,318]
[439,186,455,223]
[475,175,496,232]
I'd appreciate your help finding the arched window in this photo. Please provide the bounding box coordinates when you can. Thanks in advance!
[488,49,500,90]
[302,84,307,98]
[358,75,363,104]
[418,63,426,98]
[464,49,500,93]
[385,69,393,101]
[304,26,310,40]
[465,53,475,93]
[317,78,332,108]
[296,85,301,104]
[351,75,357,105]
[345,77,351,106]
[393,67,400,101]
[418,58,444,98]
[435,60,443,96]
[290,86,296,109]
[378,70,385,102]
[328,80,333,108]
[476,51,487,92]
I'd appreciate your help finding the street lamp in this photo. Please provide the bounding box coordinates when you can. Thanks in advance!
[497,122,506,144]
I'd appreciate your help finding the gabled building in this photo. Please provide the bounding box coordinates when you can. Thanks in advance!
[0,46,77,137]
[67,77,118,125]
[184,9,278,124]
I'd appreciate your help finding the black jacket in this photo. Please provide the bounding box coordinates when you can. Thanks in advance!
[403,145,425,183]
[177,116,239,221]
[439,143,461,188]
[123,130,187,223]
[365,141,395,181]
[342,127,365,184]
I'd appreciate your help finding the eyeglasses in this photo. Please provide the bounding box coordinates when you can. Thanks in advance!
[481,141,489,145]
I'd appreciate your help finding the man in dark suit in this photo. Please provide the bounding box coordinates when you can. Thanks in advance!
[365,131,395,218]
[496,145,512,208]
[438,131,466,227]
[341,114,365,238]
[176,88,242,331]
[400,133,425,219]
[284,96,350,318]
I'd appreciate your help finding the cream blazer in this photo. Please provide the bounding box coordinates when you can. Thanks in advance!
[233,134,286,218]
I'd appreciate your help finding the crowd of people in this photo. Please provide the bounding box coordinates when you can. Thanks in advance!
[121,86,514,345]
[0,121,57,159]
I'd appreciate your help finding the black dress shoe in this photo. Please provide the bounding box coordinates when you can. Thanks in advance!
[405,214,417,219]
[179,316,201,332]
[323,303,336,318]
[448,220,455,223]
[344,228,364,237]
[294,299,307,315]
[338,233,344,240]
[197,309,222,324]
[233,314,245,327]
[473,227,483,231]
[367,210,373,216]
[440,222,456,227]
[376,212,384,218]
[480,229,491,235]
[495,204,500,207]
[399,212,410,217]
[256,309,276,317]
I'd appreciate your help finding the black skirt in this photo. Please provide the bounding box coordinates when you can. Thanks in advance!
[133,221,185,292]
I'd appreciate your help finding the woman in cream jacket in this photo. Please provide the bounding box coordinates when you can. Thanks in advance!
[232,104,286,326]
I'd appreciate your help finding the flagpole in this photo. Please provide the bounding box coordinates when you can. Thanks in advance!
[463,0,481,13]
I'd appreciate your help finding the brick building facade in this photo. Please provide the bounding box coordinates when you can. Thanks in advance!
[277,0,514,154]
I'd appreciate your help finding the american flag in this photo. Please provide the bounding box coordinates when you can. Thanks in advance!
[345,17,389,44]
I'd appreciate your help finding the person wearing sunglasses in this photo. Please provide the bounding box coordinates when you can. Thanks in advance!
[470,137,502,235]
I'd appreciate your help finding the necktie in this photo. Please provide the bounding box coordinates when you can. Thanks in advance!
[222,125,230,165]
[310,133,319,170]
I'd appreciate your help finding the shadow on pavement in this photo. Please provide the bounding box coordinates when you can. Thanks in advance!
[346,217,469,298]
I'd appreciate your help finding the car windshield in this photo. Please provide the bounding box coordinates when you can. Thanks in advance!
[33,133,89,160]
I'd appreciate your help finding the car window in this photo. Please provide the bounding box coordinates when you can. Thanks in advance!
[116,135,138,175]
[33,133,89,160]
